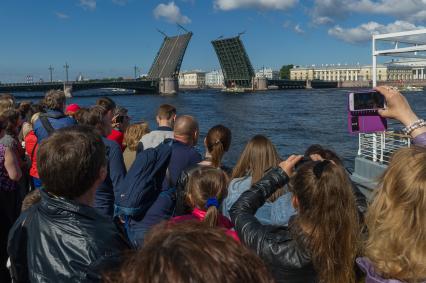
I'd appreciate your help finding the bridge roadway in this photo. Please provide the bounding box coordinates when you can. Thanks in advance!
[267,79,338,89]
[0,79,158,94]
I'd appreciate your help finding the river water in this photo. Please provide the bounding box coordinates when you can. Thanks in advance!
[15,88,426,169]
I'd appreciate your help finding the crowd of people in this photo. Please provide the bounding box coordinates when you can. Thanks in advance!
[0,85,425,283]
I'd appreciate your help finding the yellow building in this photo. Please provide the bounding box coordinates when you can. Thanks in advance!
[290,64,412,81]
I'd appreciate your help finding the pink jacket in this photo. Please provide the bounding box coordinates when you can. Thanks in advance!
[171,208,239,242]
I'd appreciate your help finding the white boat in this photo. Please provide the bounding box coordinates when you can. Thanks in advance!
[398,86,423,92]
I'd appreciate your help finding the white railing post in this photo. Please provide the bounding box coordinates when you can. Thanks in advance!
[372,133,377,162]
[380,132,385,163]
[358,133,362,156]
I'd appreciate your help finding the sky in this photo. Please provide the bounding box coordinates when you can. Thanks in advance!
[1,0,426,82]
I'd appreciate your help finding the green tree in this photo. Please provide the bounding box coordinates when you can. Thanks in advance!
[280,64,294,79]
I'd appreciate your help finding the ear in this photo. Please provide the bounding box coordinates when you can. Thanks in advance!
[292,195,299,210]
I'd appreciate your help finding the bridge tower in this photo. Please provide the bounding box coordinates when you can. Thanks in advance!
[147,31,193,95]
[211,35,255,89]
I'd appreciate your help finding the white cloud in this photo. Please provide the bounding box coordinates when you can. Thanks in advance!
[79,0,96,10]
[214,0,298,11]
[328,20,425,44]
[294,24,304,33]
[153,2,191,24]
[55,12,70,19]
[312,0,426,25]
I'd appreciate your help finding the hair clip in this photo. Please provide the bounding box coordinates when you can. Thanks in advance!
[313,160,331,179]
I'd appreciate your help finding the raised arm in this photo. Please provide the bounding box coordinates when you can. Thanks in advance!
[376,86,426,144]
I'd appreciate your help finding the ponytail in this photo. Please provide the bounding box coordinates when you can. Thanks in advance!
[203,206,219,227]
[210,142,224,168]
[205,125,231,168]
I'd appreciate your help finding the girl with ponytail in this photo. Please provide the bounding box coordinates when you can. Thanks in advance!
[171,166,239,241]
[175,125,232,216]
[230,155,362,283]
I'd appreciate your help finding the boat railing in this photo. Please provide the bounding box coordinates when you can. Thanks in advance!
[358,132,411,165]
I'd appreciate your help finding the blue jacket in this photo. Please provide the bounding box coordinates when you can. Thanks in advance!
[94,137,126,218]
[34,110,76,142]
[222,175,296,226]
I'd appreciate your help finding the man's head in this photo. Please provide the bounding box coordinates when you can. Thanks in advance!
[173,115,199,146]
[112,106,130,132]
[37,126,107,202]
[96,97,116,122]
[77,106,112,137]
[43,90,66,112]
[156,104,176,128]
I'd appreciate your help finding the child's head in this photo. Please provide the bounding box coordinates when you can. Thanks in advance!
[123,122,150,151]
[186,166,228,227]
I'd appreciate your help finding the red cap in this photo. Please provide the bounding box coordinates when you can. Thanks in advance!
[65,103,81,114]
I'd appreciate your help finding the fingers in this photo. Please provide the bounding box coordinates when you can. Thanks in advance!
[279,155,303,176]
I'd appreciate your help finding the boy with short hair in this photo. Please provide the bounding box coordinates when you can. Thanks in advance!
[8,126,129,282]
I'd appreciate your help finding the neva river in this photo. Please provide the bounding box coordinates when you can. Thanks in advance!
[15,88,426,169]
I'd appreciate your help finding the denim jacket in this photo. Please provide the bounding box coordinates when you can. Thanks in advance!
[222,175,296,225]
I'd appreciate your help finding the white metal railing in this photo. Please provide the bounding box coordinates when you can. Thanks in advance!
[358,132,411,164]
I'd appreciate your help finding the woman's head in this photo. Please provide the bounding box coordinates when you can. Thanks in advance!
[186,166,228,227]
[365,147,426,282]
[205,125,231,168]
[232,135,280,184]
[123,122,150,151]
[290,160,359,283]
[2,109,21,136]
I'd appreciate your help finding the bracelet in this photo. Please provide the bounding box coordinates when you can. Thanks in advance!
[402,119,426,135]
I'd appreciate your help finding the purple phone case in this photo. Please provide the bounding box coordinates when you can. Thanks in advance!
[347,92,387,134]
[347,112,387,134]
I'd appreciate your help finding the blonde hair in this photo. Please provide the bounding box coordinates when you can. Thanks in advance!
[365,147,426,282]
[123,122,150,151]
[186,166,228,227]
[30,112,41,126]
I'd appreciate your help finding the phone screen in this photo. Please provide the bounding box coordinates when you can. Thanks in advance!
[353,91,385,110]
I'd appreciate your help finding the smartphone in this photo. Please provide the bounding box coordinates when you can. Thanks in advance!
[348,91,385,112]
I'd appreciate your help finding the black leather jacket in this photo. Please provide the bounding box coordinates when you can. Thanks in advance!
[230,167,368,283]
[8,191,130,283]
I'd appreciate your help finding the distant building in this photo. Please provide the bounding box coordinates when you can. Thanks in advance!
[205,70,224,87]
[290,64,413,82]
[178,71,206,87]
[386,59,426,80]
[255,68,280,79]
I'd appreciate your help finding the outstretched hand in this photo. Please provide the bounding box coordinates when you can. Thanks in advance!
[374,86,418,126]
[279,155,303,177]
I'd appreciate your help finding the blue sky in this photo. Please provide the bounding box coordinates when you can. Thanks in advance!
[0,0,425,82]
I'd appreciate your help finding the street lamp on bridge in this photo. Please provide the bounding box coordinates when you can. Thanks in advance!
[48,65,54,82]
[64,62,69,82]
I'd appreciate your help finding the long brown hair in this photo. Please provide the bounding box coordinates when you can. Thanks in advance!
[232,135,282,201]
[365,147,426,282]
[290,160,359,283]
[186,166,228,227]
[205,125,231,168]
[232,135,280,184]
